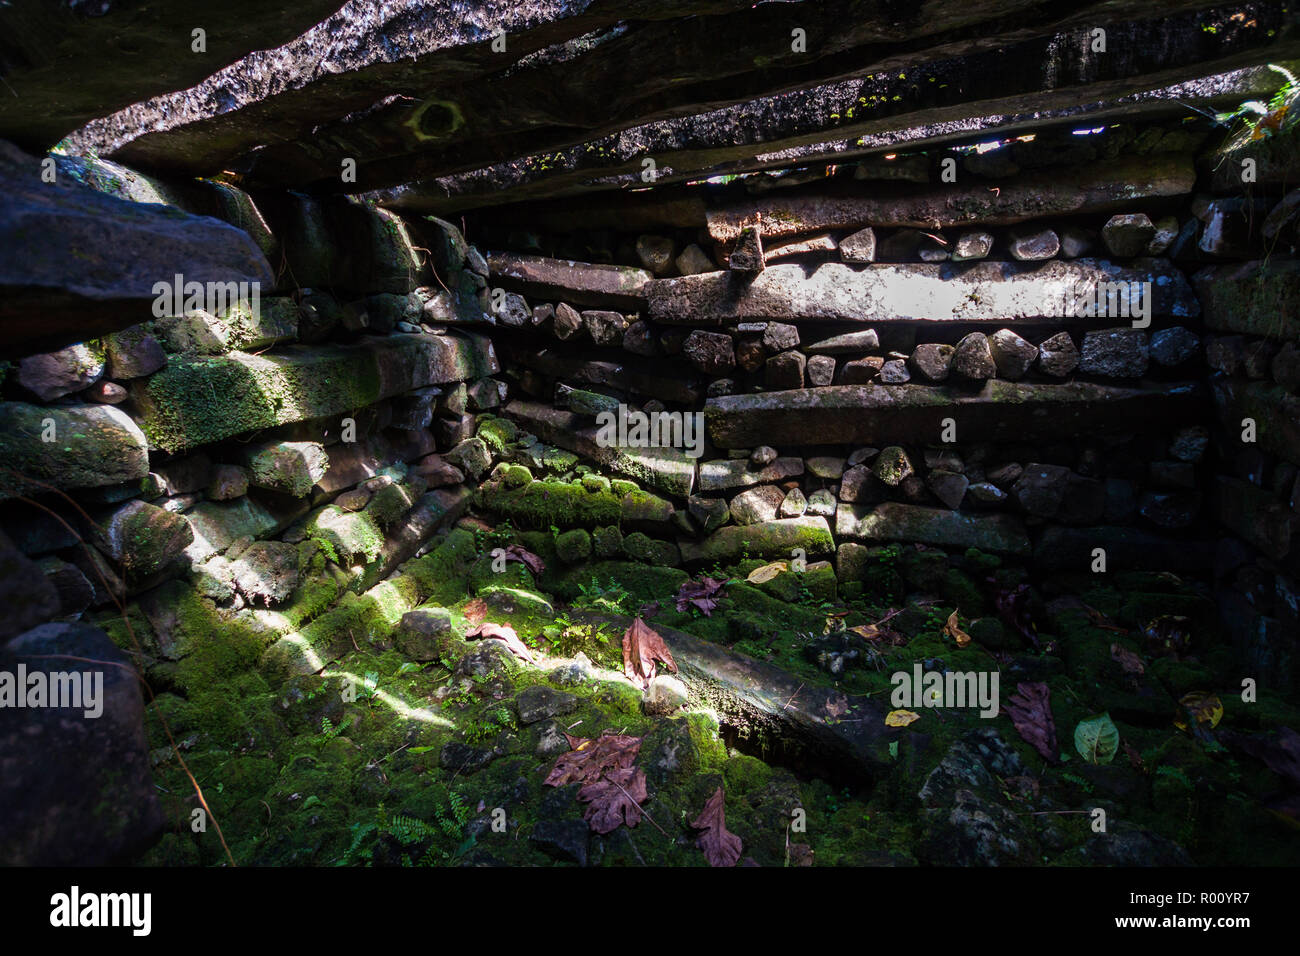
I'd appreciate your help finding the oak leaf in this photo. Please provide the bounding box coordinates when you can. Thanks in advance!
[691,786,743,867]
[622,617,677,689]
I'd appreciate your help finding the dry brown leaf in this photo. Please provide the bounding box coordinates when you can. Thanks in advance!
[466,621,536,664]
[676,576,726,616]
[746,561,788,584]
[500,544,546,574]
[462,597,488,626]
[1110,643,1146,676]
[577,766,647,834]
[622,617,677,689]
[1004,681,1058,762]
[943,610,971,648]
[691,786,743,867]
[544,732,643,787]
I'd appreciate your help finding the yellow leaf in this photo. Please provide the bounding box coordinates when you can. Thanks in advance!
[746,561,788,584]
[886,709,921,727]
[942,610,971,648]
[1174,691,1223,731]
[849,624,882,641]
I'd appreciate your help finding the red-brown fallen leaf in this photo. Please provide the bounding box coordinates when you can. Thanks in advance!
[622,617,677,689]
[1110,643,1146,675]
[462,597,488,625]
[500,544,546,574]
[1004,681,1058,762]
[691,786,743,867]
[466,621,536,664]
[676,576,726,616]
[1122,739,1146,772]
[543,732,643,787]
[577,766,647,834]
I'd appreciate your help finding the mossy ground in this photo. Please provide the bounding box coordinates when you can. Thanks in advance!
[104,514,1300,867]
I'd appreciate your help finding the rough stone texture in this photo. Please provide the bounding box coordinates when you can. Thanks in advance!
[807,354,836,386]
[675,244,715,276]
[952,231,994,261]
[0,1,346,149]
[490,253,651,309]
[132,332,497,453]
[647,260,1199,325]
[0,140,276,355]
[553,302,584,340]
[729,485,786,526]
[98,499,194,582]
[231,540,301,606]
[242,441,330,498]
[0,403,150,500]
[104,325,168,380]
[1193,259,1300,341]
[635,235,676,276]
[699,456,803,492]
[765,350,806,389]
[678,516,833,563]
[1037,331,1080,377]
[807,329,879,354]
[1080,328,1150,378]
[1007,226,1059,261]
[729,225,765,273]
[582,309,629,346]
[0,622,164,865]
[839,227,877,263]
[1101,213,1157,257]
[836,503,1031,555]
[682,330,736,375]
[908,343,953,382]
[927,470,970,510]
[17,344,105,401]
[988,329,1037,380]
[704,381,1200,448]
[952,332,996,381]
[1149,326,1200,367]
[0,537,62,643]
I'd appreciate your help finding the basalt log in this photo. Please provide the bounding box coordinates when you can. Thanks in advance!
[0,140,276,357]
[69,1,1287,199]
[703,381,1204,448]
[131,333,498,453]
[706,155,1195,243]
[488,252,651,309]
[0,0,348,150]
[648,259,1199,325]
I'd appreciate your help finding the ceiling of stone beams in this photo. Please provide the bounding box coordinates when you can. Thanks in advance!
[60,0,1300,209]
[0,0,350,151]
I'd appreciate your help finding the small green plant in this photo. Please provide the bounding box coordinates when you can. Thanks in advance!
[572,576,634,614]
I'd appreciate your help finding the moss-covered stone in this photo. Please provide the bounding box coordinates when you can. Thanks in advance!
[622,532,681,567]
[131,335,496,452]
[555,528,593,564]
[0,403,149,500]
[592,525,623,559]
